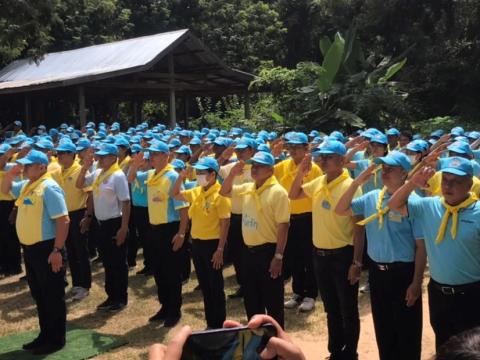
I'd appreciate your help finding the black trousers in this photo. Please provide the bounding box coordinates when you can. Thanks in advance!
[132,206,150,269]
[226,214,244,287]
[181,235,192,281]
[369,262,422,360]
[192,239,226,328]
[242,243,284,328]
[285,213,317,299]
[65,209,92,289]
[23,240,66,345]
[88,212,99,258]
[97,217,128,304]
[313,246,359,360]
[150,222,182,318]
[428,279,480,351]
[0,200,21,272]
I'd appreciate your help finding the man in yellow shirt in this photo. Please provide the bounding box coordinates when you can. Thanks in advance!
[290,140,364,360]
[172,157,231,329]
[274,132,321,312]
[56,141,92,301]
[220,151,290,328]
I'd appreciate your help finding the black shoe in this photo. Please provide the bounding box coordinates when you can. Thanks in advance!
[22,337,45,351]
[32,342,65,355]
[193,284,201,291]
[136,267,151,275]
[96,299,113,311]
[108,303,126,312]
[149,308,167,322]
[228,287,243,299]
[92,257,103,264]
[163,316,180,328]
[19,275,27,281]
[4,268,22,277]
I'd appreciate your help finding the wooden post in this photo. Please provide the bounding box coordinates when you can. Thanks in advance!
[78,86,86,128]
[168,54,176,129]
[244,90,251,119]
[24,94,32,131]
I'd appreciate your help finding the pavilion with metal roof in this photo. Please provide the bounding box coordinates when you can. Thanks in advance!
[0,29,254,129]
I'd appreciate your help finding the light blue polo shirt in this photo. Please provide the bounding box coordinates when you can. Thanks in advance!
[131,171,148,207]
[352,190,421,263]
[353,159,383,194]
[408,196,480,285]
[185,180,197,190]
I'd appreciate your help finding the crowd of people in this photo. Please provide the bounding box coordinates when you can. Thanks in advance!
[0,120,480,359]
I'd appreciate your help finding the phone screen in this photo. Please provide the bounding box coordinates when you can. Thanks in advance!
[181,324,277,360]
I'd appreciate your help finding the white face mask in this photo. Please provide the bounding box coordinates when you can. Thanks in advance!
[408,155,418,165]
[197,174,209,187]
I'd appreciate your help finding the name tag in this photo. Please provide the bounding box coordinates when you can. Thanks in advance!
[322,200,331,210]
[388,212,402,223]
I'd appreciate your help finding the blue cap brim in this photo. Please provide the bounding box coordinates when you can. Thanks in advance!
[441,168,469,176]
[234,144,249,150]
[16,158,34,165]
[192,164,213,171]
[286,141,307,145]
[251,159,273,166]
[147,147,168,153]
[95,150,112,156]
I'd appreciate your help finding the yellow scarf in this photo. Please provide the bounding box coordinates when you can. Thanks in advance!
[189,181,221,217]
[357,187,390,228]
[435,193,478,244]
[92,162,121,195]
[279,159,300,184]
[15,173,52,207]
[145,164,173,187]
[119,155,131,171]
[58,162,81,188]
[314,169,350,204]
[239,175,279,212]
[132,179,144,193]
[369,160,381,188]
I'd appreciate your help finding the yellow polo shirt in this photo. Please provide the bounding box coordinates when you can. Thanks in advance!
[0,166,14,201]
[274,158,322,214]
[302,169,361,249]
[232,176,290,246]
[57,162,89,212]
[182,182,231,240]
[219,162,253,214]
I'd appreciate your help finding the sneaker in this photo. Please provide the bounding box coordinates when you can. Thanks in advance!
[298,297,315,312]
[360,283,370,294]
[72,287,90,301]
[284,294,302,309]
[227,287,243,299]
[96,299,114,311]
[108,303,126,312]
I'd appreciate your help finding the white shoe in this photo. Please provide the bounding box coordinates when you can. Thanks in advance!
[360,283,370,293]
[284,294,302,309]
[72,287,90,301]
[298,297,315,312]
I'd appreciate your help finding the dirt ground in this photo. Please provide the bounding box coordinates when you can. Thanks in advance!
[0,260,436,359]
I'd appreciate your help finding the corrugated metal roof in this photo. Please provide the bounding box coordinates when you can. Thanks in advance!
[0,29,226,92]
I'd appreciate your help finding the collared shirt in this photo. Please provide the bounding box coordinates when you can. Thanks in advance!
[232,176,290,246]
[352,159,383,194]
[219,162,253,214]
[352,190,422,263]
[302,171,361,249]
[182,182,231,240]
[408,196,480,285]
[274,158,322,214]
[137,167,188,225]
[131,171,148,207]
[11,178,68,245]
[0,163,15,201]
[58,162,89,212]
[85,169,130,221]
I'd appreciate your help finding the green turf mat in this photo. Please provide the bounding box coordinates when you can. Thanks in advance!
[0,324,127,360]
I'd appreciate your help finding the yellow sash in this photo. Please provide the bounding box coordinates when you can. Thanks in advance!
[189,182,221,217]
[92,163,121,195]
[239,176,279,212]
[145,164,173,187]
[119,155,131,172]
[15,173,52,207]
[357,187,390,228]
[314,169,350,204]
[58,162,81,188]
[435,193,478,244]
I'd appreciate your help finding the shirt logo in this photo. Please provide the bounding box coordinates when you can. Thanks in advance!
[243,214,258,230]
[450,159,462,168]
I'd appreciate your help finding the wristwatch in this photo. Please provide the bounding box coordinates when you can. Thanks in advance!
[52,247,63,253]
[274,253,284,260]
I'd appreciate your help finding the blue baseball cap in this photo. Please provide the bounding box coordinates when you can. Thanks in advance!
[35,138,54,151]
[439,157,473,177]
[257,144,271,153]
[175,145,192,156]
[451,126,465,137]
[189,137,202,145]
[16,149,49,165]
[329,131,347,143]
[171,159,187,170]
[309,130,320,138]
[14,120,22,127]
[286,132,308,145]
[313,140,347,156]
[168,138,182,149]
[251,151,275,167]
[9,135,27,145]
[147,141,169,153]
[213,137,228,147]
[114,137,130,148]
[430,130,444,139]
[374,151,412,171]
[179,130,193,138]
[447,141,473,157]
[370,133,388,145]
[386,128,400,136]
[60,123,68,129]
[0,143,12,154]
[467,131,480,140]
[235,137,258,150]
[406,140,428,153]
[130,144,143,154]
[76,138,91,151]
[56,141,77,153]
[193,157,219,172]
[95,143,119,156]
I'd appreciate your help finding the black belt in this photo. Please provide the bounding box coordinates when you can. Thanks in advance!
[314,246,351,256]
[98,216,121,225]
[246,243,275,253]
[290,212,311,220]
[430,279,480,296]
[373,262,413,271]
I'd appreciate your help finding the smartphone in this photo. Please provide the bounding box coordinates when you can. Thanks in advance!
[181,324,277,360]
